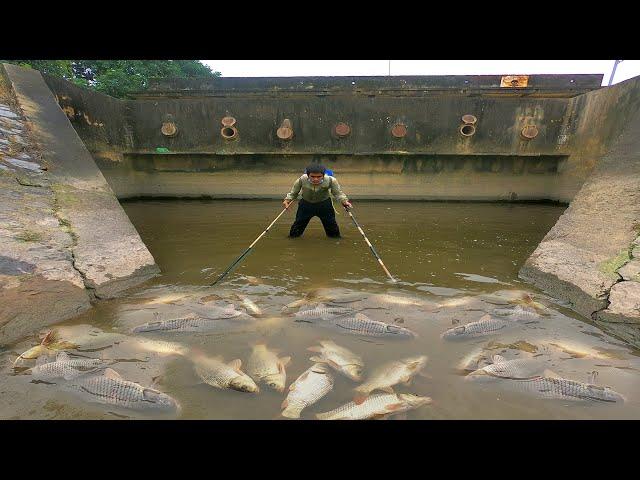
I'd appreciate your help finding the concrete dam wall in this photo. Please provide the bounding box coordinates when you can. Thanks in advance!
[1,64,639,349]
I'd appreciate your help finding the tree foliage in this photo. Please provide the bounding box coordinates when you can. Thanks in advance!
[1,60,221,98]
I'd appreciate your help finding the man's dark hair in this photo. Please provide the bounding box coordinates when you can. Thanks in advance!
[305,164,326,175]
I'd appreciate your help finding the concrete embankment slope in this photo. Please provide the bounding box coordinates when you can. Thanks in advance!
[0,63,159,345]
[520,78,640,347]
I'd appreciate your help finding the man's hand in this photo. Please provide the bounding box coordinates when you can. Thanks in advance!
[342,201,353,210]
[283,199,293,209]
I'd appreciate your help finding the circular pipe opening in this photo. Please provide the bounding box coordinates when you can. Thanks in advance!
[461,114,477,125]
[460,124,476,137]
[391,123,407,138]
[221,116,236,127]
[521,125,539,140]
[221,126,238,140]
[161,122,178,137]
[335,122,351,137]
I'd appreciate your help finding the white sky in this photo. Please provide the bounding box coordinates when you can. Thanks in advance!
[201,60,639,86]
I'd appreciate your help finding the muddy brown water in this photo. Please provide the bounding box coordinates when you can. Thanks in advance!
[3,200,640,420]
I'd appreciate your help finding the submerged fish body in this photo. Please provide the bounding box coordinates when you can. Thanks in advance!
[511,376,626,403]
[441,314,513,340]
[467,355,625,403]
[308,340,364,381]
[29,352,108,380]
[131,311,253,334]
[295,309,416,338]
[316,393,432,420]
[246,343,290,392]
[239,297,263,316]
[281,363,334,418]
[492,305,541,321]
[293,304,356,320]
[327,313,416,338]
[355,356,428,397]
[64,368,180,412]
[132,338,190,357]
[465,355,545,382]
[193,354,259,393]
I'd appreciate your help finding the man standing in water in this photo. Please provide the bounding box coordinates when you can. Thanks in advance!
[282,164,353,238]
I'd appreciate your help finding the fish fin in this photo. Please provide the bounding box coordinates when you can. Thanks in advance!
[381,386,395,394]
[56,351,71,362]
[279,356,292,367]
[297,371,310,383]
[319,340,336,348]
[492,354,506,364]
[355,313,369,320]
[479,314,492,321]
[309,356,327,363]
[353,395,368,405]
[371,414,388,420]
[103,368,122,380]
[543,369,562,379]
[229,359,242,371]
[404,378,413,386]
[280,399,288,409]
[385,403,405,412]
[41,330,58,346]
[587,370,599,384]
[307,346,323,353]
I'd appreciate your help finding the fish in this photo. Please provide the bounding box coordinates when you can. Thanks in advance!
[63,368,180,412]
[28,351,109,380]
[131,310,254,334]
[307,340,364,381]
[281,363,334,418]
[13,330,78,366]
[293,304,357,320]
[246,342,291,392]
[354,355,428,400]
[296,310,416,338]
[492,305,541,321]
[465,355,546,381]
[441,314,514,340]
[368,294,440,310]
[192,353,259,393]
[237,296,263,316]
[466,356,625,402]
[316,393,432,420]
[143,292,194,305]
[132,338,190,357]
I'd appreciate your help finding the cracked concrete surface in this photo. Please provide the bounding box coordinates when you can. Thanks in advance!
[0,63,159,345]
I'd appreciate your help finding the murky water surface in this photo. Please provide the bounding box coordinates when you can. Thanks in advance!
[3,200,640,419]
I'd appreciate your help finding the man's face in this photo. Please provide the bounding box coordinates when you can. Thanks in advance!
[309,173,324,185]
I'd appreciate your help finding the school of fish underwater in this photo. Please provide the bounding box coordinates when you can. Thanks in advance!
[2,200,640,420]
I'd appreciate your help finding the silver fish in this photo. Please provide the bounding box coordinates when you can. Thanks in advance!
[293,304,357,320]
[509,375,626,403]
[467,357,625,402]
[240,297,263,316]
[307,340,364,381]
[28,352,108,380]
[246,343,291,393]
[316,393,432,420]
[493,305,541,321]
[64,368,180,412]
[132,311,253,334]
[297,311,416,338]
[355,355,428,399]
[441,314,513,340]
[465,355,546,381]
[192,354,259,393]
[281,363,334,418]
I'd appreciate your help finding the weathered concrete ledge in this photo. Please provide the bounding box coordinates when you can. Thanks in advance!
[520,77,640,347]
[0,63,160,345]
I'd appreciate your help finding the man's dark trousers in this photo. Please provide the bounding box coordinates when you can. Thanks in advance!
[289,198,340,238]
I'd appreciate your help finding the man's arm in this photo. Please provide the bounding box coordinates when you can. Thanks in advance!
[330,177,350,205]
[283,177,303,208]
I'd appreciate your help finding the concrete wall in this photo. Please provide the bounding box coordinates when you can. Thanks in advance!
[43,74,609,203]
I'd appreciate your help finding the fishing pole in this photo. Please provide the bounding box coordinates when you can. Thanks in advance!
[344,205,397,283]
[210,202,293,286]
